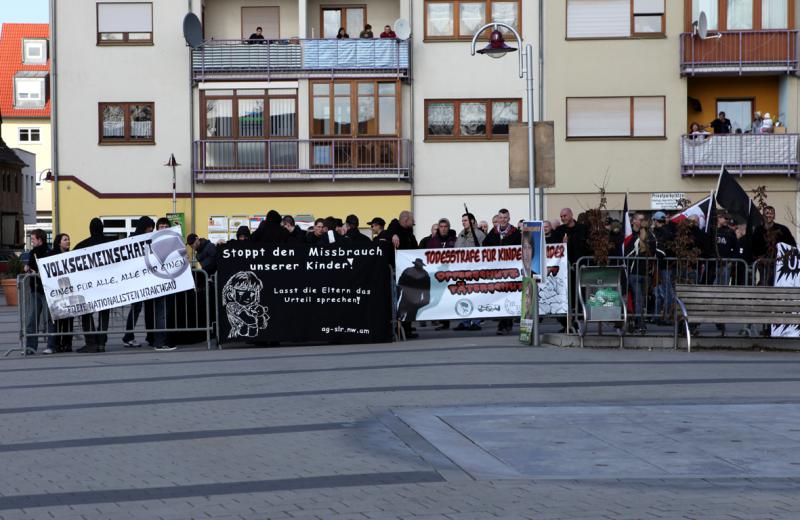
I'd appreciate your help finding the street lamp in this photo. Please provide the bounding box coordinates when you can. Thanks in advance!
[471,22,535,221]
[472,24,539,347]
[165,154,180,213]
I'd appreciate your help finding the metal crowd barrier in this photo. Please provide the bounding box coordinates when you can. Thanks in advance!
[10,270,217,357]
[572,256,750,333]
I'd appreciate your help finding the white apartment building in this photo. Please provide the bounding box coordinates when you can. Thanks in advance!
[52,0,538,240]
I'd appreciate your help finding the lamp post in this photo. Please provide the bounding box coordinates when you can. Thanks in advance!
[470,22,536,221]
[471,24,539,347]
[165,154,180,213]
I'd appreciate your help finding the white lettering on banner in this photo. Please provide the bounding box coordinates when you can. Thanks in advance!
[772,242,800,337]
[38,226,195,319]
[221,246,380,260]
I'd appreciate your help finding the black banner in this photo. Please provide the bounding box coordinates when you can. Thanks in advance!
[217,243,392,344]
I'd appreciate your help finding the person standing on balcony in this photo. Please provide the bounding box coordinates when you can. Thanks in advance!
[751,112,764,133]
[761,113,774,133]
[359,24,374,38]
[710,112,732,134]
[336,27,349,39]
[380,25,397,38]
[247,27,267,44]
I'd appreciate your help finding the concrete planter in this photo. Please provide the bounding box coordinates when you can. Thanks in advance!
[1,278,18,306]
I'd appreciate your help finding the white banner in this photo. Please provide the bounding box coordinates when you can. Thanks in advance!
[538,243,569,315]
[38,226,195,319]
[395,245,570,321]
[772,242,800,337]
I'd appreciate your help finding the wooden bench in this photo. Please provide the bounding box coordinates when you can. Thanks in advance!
[674,284,800,352]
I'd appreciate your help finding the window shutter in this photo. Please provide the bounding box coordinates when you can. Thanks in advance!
[633,97,664,137]
[567,98,630,137]
[633,0,664,13]
[98,3,153,33]
[567,0,631,38]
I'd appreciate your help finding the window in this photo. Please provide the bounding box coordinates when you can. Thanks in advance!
[311,80,399,136]
[321,6,366,38]
[567,0,665,39]
[690,0,789,30]
[97,2,153,44]
[99,102,155,144]
[14,76,46,108]
[424,99,521,140]
[18,128,41,143]
[424,0,521,40]
[566,96,665,139]
[23,39,47,64]
[202,90,297,139]
[101,216,157,239]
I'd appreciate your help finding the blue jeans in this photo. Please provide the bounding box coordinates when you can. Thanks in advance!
[653,269,673,320]
[151,297,167,348]
[25,291,55,351]
[628,274,647,328]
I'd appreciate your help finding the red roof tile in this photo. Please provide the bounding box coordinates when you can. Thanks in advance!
[0,23,50,119]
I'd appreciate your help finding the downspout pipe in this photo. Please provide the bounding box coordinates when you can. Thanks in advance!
[49,0,59,235]
[189,0,196,234]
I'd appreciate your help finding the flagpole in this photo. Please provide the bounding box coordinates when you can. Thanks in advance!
[715,163,725,194]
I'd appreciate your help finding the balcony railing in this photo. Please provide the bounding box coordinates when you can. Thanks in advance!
[192,38,410,81]
[680,133,800,176]
[193,138,411,182]
[680,30,798,75]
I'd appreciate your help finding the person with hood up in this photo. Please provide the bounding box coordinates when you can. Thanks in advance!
[122,216,155,348]
[252,210,290,244]
[75,218,113,352]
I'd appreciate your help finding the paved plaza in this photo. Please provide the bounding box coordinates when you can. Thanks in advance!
[1,321,800,519]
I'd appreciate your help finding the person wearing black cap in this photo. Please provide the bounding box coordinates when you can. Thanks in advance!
[368,217,391,242]
[122,216,155,348]
[187,233,218,275]
[74,218,113,352]
[344,214,371,243]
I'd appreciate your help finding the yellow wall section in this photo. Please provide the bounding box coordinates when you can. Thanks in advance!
[55,180,410,242]
[687,77,780,133]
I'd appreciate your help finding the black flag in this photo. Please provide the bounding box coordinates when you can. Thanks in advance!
[716,168,762,233]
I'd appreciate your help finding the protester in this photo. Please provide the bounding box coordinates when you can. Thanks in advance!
[418,223,438,248]
[710,112,732,134]
[281,215,306,243]
[388,210,417,250]
[428,218,457,248]
[235,225,251,241]
[75,218,112,352]
[551,208,588,332]
[307,218,325,244]
[344,215,371,243]
[543,220,555,244]
[478,220,489,235]
[624,213,655,334]
[187,233,218,275]
[320,216,346,244]
[380,25,396,38]
[652,211,675,323]
[247,27,267,43]
[455,212,485,247]
[122,216,155,348]
[152,218,177,352]
[252,210,289,244]
[753,205,796,285]
[336,27,349,39]
[359,24,373,38]
[24,229,56,355]
[49,233,75,353]
[483,208,521,335]
[368,217,391,242]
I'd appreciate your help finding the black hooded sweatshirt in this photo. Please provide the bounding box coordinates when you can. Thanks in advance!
[252,210,290,244]
[75,218,111,250]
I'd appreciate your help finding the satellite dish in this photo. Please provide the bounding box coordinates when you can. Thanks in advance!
[394,18,411,40]
[697,11,708,39]
[183,12,203,48]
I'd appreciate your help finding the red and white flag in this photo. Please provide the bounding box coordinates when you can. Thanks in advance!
[671,195,712,232]
[622,194,633,254]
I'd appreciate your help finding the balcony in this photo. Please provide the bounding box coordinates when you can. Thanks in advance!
[680,30,798,75]
[193,138,411,182]
[192,39,410,82]
[680,133,800,176]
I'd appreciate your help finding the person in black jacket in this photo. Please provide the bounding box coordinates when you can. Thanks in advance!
[74,218,113,352]
[187,234,218,275]
[368,217,391,243]
[387,211,417,250]
[282,215,307,244]
[122,216,154,348]
[344,214,371,243]
[252,210,290,244]
[624,213,656,333]
[482,208,521,335]
[23,228,56,355]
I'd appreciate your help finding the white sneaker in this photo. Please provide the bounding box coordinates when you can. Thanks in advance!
[123,340,141,348]
[42,348,53,355]
[154,345,177,352]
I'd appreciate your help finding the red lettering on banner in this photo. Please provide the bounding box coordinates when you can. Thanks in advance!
[434,268,521,283]
[498,247,522,261]
[446,280,523,295]
[547,244,565,259]
[424,249,481,265]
